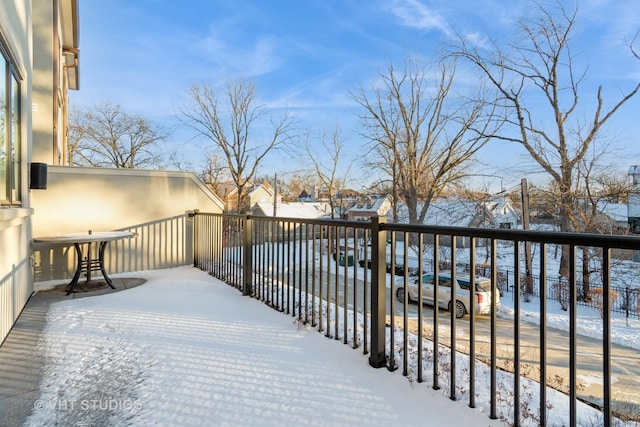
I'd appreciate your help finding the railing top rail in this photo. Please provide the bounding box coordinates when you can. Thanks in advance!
[193,211,640,250]
[381,223,640,249]
[193,211,244,219]
[249,215,375,229]
[193,211,376,230]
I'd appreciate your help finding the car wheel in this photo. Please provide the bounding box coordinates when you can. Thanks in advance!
[449,300,466,318]
[396,287,406,303]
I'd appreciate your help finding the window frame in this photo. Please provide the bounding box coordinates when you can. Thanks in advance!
[0,39,22,207]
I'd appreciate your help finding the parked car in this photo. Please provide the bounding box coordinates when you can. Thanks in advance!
[395,273,501,318]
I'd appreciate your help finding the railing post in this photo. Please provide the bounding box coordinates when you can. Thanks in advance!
[369,216,387,368]
[186,209,197,267]
[243,213,253,296]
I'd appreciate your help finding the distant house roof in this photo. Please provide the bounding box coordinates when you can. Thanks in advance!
[482,198,520,227]
[597,202,628,224]
[253,202,332,219]
[217,180,274,197]
[216,181,238,197]
[347,195,392,220]
[350,196,389,212]
[418,199,478,227]
[297,190,311,201]
[395,197,519,228]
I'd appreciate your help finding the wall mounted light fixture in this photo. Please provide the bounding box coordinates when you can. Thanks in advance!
[29,163,47,190]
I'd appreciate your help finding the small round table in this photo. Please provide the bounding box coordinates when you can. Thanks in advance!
[34,231,134,294]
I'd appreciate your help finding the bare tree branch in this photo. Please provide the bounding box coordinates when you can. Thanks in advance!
[69,102,166,169]
[180,80,296,212]
[353,56,503,225]
[304,127,354,219]
[454,0,640,277]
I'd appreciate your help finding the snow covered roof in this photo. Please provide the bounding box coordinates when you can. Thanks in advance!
[254,202,332,219]
[395,197,519,227]
[348,196,392,218]
[350,196,389,212]
[597,202,628,223]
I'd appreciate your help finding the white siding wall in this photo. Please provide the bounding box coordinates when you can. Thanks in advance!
[30,166,223,283]
[0,0,33,344]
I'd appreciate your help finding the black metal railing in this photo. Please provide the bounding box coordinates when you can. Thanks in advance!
[192,212,640,427]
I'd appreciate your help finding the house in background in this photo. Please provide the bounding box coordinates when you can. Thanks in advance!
[481,197,520,229]
[217,180,278,212]
[252,201,332,219]
[347,195,392,221]
[396,197,519,229]
[595,201,629,234]
[393,197,520,247]
[297,189,313,202]
[251,201,332,244]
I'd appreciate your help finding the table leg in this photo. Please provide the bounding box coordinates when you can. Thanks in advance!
[86,241,92,283]
[98,241,116,289]
[65,243,84,295]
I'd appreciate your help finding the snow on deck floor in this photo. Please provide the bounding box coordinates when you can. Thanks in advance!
[24,266,501,427]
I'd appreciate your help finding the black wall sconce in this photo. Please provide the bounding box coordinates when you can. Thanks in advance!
[29,163,47,190]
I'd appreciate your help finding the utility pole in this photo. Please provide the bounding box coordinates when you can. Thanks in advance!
[273,173,278,217]
[521,178,533,297]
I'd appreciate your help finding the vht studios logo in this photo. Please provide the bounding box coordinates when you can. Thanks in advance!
[33,398,143,412]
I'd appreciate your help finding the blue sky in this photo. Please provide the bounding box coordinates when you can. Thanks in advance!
[70,0,640,192]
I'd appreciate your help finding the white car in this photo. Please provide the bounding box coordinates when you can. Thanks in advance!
[395,273,500,318]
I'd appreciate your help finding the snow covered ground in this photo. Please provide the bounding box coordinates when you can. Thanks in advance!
[24,266,504,427]
[23,264,640,426]
[499,290,640,351]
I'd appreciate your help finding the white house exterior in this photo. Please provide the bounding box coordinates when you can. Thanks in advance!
[347,195,392,221]
[481,198,520,229]
[1,0,79,344]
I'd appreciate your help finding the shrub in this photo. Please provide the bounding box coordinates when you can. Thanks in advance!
[588,288,619,319]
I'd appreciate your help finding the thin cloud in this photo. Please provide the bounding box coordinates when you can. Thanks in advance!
[385,0,452,36]
[463,31,490,50]
[196,29,285,79]
[268,68,359,111]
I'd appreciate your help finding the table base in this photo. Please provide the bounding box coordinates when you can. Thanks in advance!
[65,241,117,295]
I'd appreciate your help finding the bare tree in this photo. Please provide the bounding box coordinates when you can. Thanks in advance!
[69,102,166,168]
[272,171,315,202]
[305,127,353,219]
[631,30,640,60]
[455,1,640,277]
[66,108,85,166]
[180,80,295,213]
[573,156,633,297]
[198,152,228,193]
[353,57,502,226]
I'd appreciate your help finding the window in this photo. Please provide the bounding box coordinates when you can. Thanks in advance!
[0,44,21,206]
[437,276,452,288]
[0,56,6,202]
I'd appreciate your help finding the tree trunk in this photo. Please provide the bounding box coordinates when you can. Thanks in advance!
[581,248,591,301]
